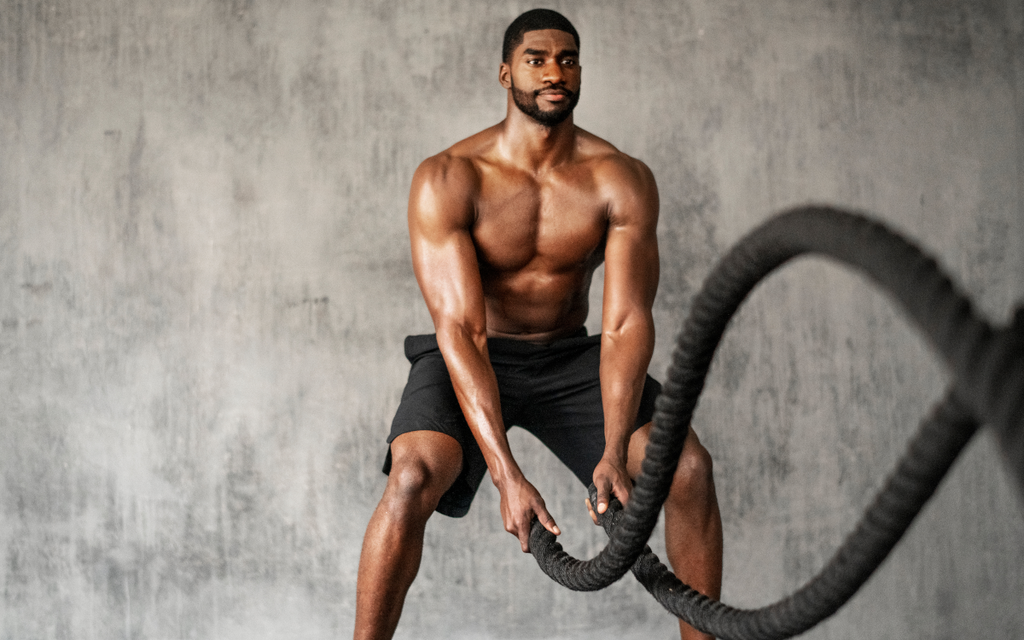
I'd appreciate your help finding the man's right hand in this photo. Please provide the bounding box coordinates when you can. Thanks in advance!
[587,454,632,525]
[496,473,560,552]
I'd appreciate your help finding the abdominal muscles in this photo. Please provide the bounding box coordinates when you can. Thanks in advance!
[483,264,596,339]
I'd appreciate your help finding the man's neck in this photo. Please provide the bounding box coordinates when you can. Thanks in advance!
[499,108,576,173]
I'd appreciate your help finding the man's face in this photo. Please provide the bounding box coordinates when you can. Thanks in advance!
[503,29,581,126]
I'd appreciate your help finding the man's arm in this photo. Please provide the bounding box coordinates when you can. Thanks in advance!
[592,156,660,516]
[407,154,559,551]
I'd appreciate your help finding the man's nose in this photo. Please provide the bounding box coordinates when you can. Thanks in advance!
[542,60,564,84]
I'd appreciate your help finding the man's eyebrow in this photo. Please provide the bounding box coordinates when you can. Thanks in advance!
[522,48,579,58]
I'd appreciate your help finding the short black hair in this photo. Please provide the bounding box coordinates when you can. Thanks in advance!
[502,9,580,63]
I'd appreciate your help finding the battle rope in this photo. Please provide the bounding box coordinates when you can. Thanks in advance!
[528,206,1024,639]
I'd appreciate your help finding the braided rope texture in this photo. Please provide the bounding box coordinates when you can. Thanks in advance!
[528,206,1024,639]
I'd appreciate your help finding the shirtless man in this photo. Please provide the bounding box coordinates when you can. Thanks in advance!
[355,9,722,640]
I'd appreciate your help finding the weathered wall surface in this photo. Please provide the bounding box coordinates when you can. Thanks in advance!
[1,1,1022,638]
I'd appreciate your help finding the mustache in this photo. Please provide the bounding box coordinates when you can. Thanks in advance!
[535,85,575,98]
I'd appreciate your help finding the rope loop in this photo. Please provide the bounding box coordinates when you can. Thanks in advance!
[529,206,1024,639]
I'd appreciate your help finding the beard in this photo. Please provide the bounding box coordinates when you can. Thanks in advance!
[510,76,580,127]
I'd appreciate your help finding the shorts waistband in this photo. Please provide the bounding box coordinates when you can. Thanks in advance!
[404,327,595,361]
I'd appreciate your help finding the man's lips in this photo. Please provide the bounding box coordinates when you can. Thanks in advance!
[538,89,571,101]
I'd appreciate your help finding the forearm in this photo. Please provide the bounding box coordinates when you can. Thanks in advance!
[435,325,523,486]
[600,312,655,462]
[437,323,558,549]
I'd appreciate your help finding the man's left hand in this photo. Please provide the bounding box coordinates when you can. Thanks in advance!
[587,456,631,524]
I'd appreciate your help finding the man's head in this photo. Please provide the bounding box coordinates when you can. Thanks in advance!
[502,9,580,64]
[500,9,581,127]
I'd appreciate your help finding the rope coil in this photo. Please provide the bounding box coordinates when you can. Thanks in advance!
[529,206,1024,639]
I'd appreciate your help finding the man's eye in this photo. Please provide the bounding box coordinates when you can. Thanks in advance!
[562,59,577,66]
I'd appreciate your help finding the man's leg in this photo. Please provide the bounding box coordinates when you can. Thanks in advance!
[354,431,463,640]
[627,423,723,640]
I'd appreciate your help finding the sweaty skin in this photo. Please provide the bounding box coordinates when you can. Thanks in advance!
[410,29,657,552]
[355,29,722,640]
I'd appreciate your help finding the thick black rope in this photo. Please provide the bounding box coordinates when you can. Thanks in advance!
[589,390,977,640]
[528,206,1024,638]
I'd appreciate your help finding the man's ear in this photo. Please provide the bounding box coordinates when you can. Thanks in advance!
[498,62,511,89]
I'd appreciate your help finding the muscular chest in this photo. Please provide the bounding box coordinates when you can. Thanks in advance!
[472,171,608,273]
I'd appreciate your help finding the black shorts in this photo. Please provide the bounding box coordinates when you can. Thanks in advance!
[382,329,662,517]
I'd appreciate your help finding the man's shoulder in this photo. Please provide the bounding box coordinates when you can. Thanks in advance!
[414,150,478,187]
[445,124,502,158]
[575,128,654,182]
[573,129,656,206]
[413,126,502,190]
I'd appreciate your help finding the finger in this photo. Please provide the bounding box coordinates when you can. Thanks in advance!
[595,477,611,514]
[612,476,632,507]
[535,505,560,537]
[585,498,597,524]
[519,526,530,553]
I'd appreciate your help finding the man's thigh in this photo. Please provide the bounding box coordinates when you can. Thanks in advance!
[625,422,704,480]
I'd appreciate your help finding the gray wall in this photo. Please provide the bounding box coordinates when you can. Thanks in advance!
[2,1,1022,638]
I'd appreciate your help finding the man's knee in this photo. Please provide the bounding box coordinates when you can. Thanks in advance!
[668,433,715,507]
[388,459,445,503]
[383,432,462,516]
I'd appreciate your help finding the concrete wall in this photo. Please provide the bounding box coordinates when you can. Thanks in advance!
[2,1,1022,638]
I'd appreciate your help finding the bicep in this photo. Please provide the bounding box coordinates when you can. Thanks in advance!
[602,162,660,324]
[408,160,486,333]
